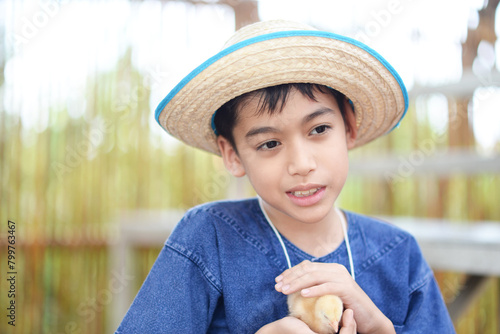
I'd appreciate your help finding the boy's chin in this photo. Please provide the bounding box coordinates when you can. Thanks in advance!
[260,192,339,223]
[287,203,338,225]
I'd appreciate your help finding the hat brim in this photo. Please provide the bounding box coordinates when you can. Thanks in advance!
[156,30,408,155]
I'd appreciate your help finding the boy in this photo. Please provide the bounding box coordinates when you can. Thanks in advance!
[116,20,455,333]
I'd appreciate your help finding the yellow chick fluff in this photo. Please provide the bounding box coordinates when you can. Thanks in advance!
[288,292,343,334]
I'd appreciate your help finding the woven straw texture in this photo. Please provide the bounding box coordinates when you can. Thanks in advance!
[157,20,407,155]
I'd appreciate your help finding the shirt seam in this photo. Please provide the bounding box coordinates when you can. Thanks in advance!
[408,267,433,295]
[165,242,223,294]
[356,231,409,276]
[204,205,287,270]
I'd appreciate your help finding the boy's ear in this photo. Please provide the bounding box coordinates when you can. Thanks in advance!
[217,136,246,177]
[344,99,358,150]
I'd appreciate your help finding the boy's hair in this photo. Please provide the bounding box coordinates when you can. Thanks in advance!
[213,83,350,153]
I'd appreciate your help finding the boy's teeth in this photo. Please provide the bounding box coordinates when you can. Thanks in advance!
[292,188,320,197]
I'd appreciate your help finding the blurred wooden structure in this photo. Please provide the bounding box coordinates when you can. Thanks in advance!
[110,210,183,330]
[1,1,500,334]
[389,218,500,322]
[349,149,500,177]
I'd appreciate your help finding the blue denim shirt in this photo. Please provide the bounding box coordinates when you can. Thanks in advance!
[116,198,455,333]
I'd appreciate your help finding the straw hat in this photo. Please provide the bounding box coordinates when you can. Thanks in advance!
[155,20,408,155]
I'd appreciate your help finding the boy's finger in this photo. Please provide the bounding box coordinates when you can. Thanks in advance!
[275,260,312,289]
[276,271,337,295]
[281,261,347,280]
[276,263,352,295]
[275,262,351,294]
[276,260,313,280]
[276,260,328,282]
[298,282,339,298]
[339,309,356,333]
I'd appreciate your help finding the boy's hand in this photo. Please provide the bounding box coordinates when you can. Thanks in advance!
[275,260,395,334]
[339,309,357,333]
[255,316,316,333]
[256,310,357,334]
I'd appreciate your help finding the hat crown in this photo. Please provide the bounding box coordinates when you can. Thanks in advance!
[156,20,408,155]
[222,20,316,49]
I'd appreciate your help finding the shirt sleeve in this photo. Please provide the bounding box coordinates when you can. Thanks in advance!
[395,238,456,334]
[115,243,222,333]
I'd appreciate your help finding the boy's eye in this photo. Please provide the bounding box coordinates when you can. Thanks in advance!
[257,140,280,151]
[310,125,330,135]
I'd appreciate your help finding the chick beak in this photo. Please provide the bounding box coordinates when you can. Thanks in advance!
[330,320,339,333]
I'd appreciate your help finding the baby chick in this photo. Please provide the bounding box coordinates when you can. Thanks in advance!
[288,292,343,334]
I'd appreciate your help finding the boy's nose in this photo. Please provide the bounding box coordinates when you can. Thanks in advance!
[287,142,317,176]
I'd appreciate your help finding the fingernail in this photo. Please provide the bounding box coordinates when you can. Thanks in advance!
[301,288,310,296]
[275,282,283,290]
[282,284,290,292]
[275,275,283,282]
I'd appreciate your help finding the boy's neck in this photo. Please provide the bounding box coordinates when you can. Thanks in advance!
[263,204,345,258]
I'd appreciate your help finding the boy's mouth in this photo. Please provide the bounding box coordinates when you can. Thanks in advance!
[286,186,326,207]
[290,187,321,197]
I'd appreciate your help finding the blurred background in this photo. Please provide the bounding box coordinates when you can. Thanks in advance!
[1,0,500,333]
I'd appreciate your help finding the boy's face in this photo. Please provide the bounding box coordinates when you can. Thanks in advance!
[217,88,357,227]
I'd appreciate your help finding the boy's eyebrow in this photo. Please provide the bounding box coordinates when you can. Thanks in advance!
[245,107,336,139]
[245,126,279,139]
[302,107,336,125]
